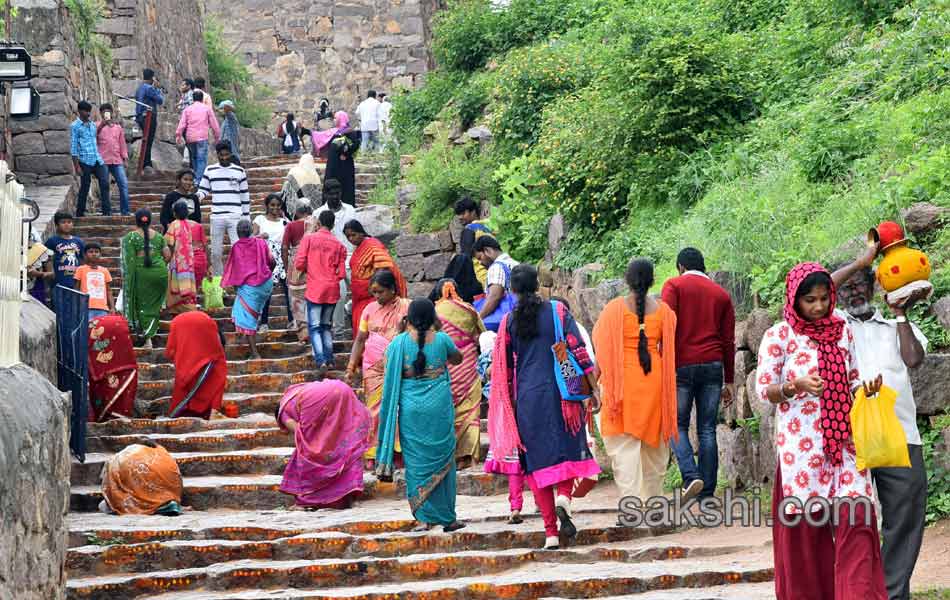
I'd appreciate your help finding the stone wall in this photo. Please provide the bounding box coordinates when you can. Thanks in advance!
[203,0,439,126]
[0,363,71,600]
[98,0,208,119]
[9,0,113,185]
[20,296,59,383]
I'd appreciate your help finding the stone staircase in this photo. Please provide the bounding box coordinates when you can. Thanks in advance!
[64,156,777,599]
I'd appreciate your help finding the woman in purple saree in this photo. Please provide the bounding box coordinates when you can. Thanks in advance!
[276,379,373,510]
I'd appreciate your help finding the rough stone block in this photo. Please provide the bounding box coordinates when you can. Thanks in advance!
[407,281,432,299]
[901,202,946,235]
[572,263,605,292]
[15,154,73,175]
[424,252,453,281]
[395,233,441,257]
[717,425,755,490]
[735,319,749,351]
[932,296,950,331]
[437,230,454,252]
[734,350,753,390]
[112,45,138,60]
[30,77,63,93]
[746,370,774,419]
[12,133,46,155]
[95,16,135,35]
[744,308,774,354]
[909,353,950,415]
[575,279,624,332]
[20,297,57,383]
[397,254,427,282]
[42,131,72,155]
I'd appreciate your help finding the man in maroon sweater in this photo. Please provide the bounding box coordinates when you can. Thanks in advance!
[661,248,735,501]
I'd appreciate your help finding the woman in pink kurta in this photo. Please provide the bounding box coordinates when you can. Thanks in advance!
[755,262,886,600]
[277,379,373,509]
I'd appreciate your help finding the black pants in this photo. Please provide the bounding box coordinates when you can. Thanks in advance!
[261,277,292,325]
[76,162,110,217]
[137,114,158,168]
[872,443,927,600]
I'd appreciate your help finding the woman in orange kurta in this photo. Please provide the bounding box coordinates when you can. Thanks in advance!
[593,258,678,503]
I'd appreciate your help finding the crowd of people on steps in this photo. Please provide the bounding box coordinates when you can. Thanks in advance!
[35,73,932,600]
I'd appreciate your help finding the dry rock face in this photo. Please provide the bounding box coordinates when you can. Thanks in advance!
[0,364,71,600]
[203,0,440,122]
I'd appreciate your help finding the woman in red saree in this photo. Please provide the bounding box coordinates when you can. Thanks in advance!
[164,200,209,313]
[165,311,228,419]
[430,279,485,468]
[277,379,373,510]
[343,219,407,338]
[88,315,138,421]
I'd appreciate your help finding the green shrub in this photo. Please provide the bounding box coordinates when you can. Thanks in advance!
[405,137,499,232]
[921,411,950,525]
[391,70,467,148]
[205,19,273,129]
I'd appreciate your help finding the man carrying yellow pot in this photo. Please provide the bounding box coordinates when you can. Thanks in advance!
[832,241,929,600]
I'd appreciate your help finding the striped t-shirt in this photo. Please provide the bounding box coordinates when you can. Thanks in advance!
[197,163,250,220]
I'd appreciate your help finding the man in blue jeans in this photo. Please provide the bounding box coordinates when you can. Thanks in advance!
[661,248,735,501]
[70,100,111,217]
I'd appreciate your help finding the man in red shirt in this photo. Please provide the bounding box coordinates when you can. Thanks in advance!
[294,210,347,372]
[660,248,735,502]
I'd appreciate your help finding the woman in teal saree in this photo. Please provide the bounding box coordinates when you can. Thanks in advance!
[376,299,466,532]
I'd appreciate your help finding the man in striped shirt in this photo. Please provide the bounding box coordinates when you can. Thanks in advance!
[197,141,250,275]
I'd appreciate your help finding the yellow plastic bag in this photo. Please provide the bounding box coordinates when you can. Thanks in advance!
[851,384,911,470]
[202,276,225,310]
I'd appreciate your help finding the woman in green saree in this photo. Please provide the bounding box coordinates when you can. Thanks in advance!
[122,208,170,349]
[376,299,466,532]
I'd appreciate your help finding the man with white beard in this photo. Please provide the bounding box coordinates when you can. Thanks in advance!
[831,243,929,600]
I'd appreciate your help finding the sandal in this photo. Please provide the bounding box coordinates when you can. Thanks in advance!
[507,511,523,525]
[443,521,466,533]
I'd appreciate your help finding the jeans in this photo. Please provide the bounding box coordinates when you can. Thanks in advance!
[76,162,111,216]
[306,301,336,367]
[106,164,130,215]
[210,216,241,276]
[187,140,210,183]
[671,361,723,498]
[136,114,157,168]
[361,129,379,153]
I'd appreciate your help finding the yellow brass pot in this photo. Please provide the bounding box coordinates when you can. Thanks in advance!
[876,242,931,292]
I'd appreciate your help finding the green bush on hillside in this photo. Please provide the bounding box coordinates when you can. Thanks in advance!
[205,19,272,129]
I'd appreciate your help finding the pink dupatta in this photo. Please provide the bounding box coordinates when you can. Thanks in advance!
[487,314,524,462]
[311,111,350,156]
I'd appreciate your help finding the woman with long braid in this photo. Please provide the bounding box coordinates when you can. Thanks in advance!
[487,265,600,550]
[592,258,678,514]
[376,299,466,532]
[121,208,170,349]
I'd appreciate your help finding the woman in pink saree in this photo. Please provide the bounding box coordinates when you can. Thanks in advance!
[164,200,208,313]
[277,379,373,510]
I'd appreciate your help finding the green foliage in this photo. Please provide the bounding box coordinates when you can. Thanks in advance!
[921,410,950,525]
[737,415,762,439]
[86,534,125,546]
[205,19,272,128]
[405,137,498,232]
[391,70,466,146]
[64,0,111,61]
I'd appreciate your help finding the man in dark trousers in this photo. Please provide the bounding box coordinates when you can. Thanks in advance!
[134,68,164,172]
[661,247,735,502]
[832,244,928,600]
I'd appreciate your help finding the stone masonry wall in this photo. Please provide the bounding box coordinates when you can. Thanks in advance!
[202,0,439,127]
[9,0,112,185]
[0,364,71,600]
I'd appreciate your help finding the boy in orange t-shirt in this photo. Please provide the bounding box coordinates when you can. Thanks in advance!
[74,242,114,319]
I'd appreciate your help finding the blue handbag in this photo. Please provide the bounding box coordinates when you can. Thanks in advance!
[550,301,590,402]
[473,262,517,332]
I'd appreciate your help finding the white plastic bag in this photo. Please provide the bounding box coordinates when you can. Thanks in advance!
[115,290,124,313]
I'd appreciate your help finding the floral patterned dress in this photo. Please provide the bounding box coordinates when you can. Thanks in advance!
[754,321,873,514]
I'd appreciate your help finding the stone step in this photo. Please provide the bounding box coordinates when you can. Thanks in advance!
[87,412,277,437]
[135,352,344,382]
[72,447,295,485]
[69,473,379,513]
[67,511,656,576]
[549,583,776,599]
[70,550,772,600]
[137,369,338,400]
[135,340,345,364]
[85,427,290,454]
[70,436,490,488]
[137,392,284,419]
[146,329,316,352]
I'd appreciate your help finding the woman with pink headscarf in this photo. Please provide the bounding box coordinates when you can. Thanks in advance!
[277,379,373,510]
[312,111,361,206]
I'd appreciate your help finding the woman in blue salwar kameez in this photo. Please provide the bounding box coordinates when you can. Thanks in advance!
[376,299,467,532]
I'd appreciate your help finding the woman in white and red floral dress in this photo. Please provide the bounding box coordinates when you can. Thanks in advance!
[755,262,886,600]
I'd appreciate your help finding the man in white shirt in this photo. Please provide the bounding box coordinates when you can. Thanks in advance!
[197,142,250,275]
[472,235,519,322]
[313,178,357,335]
[377,93,393,149]
[832,246,928,600]
[355,90,380,154]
